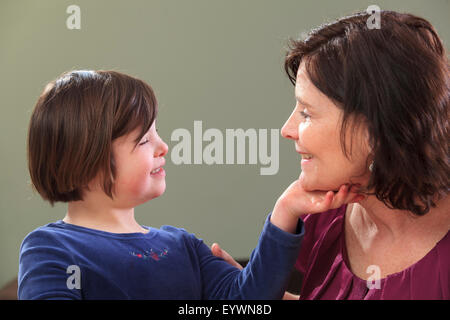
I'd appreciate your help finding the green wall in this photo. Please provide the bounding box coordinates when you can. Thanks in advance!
[1,0,448,288]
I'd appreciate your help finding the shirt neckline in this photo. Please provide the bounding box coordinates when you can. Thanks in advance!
[53,220,155,239]
[339,203,449,284]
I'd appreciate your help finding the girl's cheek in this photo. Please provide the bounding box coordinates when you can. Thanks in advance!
[118,160,150,185]
[121,174,150,196]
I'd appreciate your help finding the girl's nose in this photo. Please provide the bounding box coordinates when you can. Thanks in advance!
[281,109,299,141]
[156,139,169,157]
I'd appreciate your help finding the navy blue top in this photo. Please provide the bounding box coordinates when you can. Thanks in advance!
[18,214,304,300]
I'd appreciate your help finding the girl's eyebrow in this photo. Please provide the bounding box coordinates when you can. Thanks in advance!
[130,129,148,146]
[133,120,157,141]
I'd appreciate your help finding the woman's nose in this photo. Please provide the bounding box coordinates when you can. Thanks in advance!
[281,109,299,141]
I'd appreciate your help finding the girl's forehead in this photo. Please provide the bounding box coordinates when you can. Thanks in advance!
[131,122,156,141]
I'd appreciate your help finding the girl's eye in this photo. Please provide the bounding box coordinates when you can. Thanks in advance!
[300,111,311,119]
[139,139,149,145]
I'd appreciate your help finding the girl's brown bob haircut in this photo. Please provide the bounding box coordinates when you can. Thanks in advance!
[285,11,449,216]
[27,70,157,206]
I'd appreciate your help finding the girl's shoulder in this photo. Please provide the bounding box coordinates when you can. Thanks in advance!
[21,222,70,249]
[158,224,205,248]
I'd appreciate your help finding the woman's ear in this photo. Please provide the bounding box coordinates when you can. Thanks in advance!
[361,121,376,160]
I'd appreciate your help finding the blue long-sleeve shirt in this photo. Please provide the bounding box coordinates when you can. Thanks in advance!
[18,213,304,300]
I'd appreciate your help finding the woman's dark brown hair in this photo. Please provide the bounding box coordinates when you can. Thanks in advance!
[28,70,157,206]
[285,11,449,215]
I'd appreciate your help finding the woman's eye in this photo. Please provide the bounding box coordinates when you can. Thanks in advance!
[139,139,149,145]
[300,111,311,119]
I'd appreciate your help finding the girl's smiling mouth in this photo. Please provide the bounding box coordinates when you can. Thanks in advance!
[150,167,165,177]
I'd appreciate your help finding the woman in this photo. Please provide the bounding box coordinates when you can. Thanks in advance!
[213,10,449,299]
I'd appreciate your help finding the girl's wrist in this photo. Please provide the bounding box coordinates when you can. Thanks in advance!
[270,201,300,234]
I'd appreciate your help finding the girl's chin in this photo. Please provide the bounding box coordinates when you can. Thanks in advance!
[152,186,166,199]
[139,185,166,203]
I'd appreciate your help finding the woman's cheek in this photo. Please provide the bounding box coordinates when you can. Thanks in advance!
[298,121,312,148]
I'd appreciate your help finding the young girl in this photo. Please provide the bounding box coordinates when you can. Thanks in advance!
[19,70,361,299]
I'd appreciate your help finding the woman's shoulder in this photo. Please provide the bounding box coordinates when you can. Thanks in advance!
[433,229,450,268]
[295,205,347,272]
[300,204,347,239]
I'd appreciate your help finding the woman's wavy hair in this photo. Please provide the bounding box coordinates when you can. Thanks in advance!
[28,70,157,206]
[285,11,449,215]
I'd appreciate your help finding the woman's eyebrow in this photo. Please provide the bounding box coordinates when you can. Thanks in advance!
[296,95,315,109]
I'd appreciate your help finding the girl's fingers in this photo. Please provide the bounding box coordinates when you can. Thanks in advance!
[348,184,365,203]
[330,184,364,208]
[331,184,349,207]
[313,183,366,213]
[350,184,361,193]
[319,190,335,209]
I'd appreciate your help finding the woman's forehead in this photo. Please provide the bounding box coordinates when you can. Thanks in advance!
[295,69,323,111]
[295,62,341,114]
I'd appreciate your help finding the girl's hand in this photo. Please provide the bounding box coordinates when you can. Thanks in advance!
[271,181,364,233]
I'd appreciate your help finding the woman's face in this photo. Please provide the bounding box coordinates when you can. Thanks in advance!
[281,61,371,192]
[111,122,169,207]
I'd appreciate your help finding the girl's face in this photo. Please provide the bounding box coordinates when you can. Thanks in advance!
[111,122,168,207]
[281,61,371,192]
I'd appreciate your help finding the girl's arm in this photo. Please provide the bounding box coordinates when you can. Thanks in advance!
[195,212,305,300]
[197,181,361,299]
[18,230,81,300]
[211,243,301,300]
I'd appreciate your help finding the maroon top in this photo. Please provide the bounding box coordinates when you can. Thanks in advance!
[295,204,450,299]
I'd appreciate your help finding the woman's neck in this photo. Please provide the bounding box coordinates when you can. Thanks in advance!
[351,194,449,243]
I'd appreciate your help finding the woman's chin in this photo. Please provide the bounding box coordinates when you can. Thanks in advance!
[299,173,316,191]
[299,173,339,192]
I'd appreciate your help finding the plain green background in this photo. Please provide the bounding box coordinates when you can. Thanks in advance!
[1,0,448,289]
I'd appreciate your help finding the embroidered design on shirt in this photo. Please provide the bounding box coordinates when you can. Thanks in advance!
[129,248,168,261]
